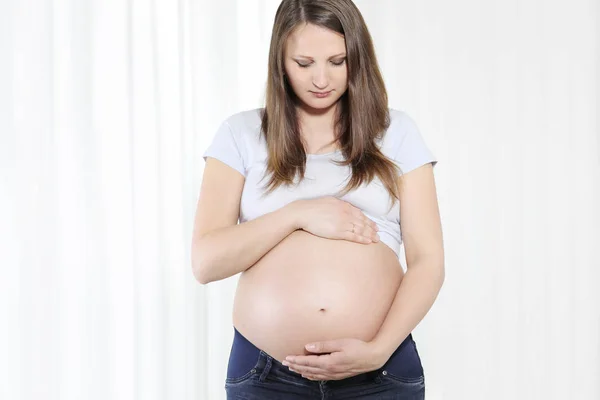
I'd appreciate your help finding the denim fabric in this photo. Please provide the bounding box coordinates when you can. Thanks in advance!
[225,327,425,399]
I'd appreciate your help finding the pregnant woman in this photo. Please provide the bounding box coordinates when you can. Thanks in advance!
[192,1,445,399]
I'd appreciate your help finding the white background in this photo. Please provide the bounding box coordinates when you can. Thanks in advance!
[1,0,598,399]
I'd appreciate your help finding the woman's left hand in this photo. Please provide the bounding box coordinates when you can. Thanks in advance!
[282,338,387,381]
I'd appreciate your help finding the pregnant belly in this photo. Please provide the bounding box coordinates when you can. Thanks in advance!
[232,230,404,364]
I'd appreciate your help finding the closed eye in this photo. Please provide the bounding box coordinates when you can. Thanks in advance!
[297,59,346,68]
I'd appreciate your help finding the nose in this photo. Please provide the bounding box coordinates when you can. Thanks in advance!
[312,67,330,90]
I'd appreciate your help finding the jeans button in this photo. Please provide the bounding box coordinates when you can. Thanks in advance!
[382,370,388,375]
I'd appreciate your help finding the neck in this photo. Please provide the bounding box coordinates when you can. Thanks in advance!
[297,102,338,141]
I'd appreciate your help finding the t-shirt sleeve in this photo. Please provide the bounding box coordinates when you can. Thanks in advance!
[391,112,438,175]
[202,120,246,177]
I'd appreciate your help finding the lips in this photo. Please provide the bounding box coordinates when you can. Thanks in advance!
[312,91,331,94]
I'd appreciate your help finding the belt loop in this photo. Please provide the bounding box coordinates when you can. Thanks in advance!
[258,351,272,382]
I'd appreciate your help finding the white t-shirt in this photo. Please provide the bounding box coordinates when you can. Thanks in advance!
[202,107,437,258]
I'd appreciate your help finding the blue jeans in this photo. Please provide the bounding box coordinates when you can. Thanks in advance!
[225,327,425,399]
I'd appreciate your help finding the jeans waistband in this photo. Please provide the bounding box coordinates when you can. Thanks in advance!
[228,327,418,389]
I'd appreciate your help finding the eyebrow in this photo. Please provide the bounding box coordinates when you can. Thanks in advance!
[294,53,346,59]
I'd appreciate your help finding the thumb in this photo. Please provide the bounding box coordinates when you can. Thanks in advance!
[305,340,343,353]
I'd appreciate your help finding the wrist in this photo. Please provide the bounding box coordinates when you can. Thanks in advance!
[368,338,393,367]
[284,200,305,230]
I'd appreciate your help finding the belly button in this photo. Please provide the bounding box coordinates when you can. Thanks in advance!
[318,308,327,313]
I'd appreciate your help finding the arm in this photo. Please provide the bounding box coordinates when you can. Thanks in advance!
[192,202,300,284]
[370,257,444,360]
[371,163,445,360]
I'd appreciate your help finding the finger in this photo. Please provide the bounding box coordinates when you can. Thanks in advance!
[282,354,333,371]
[346,230,371,244]
[346,204,375,230]
[284,355,329,369]
[344,222,369,243]
[353,220,378,243]
[348,205,364,219]
[364,215,379,232]
[289,365,330,376]
[346,221,355,233]
[357,213,378,233]
[303,374,331,381]
[361,223,380,242]
[287,362,333,374]
[352,220,369,234]
[348,207,379,236]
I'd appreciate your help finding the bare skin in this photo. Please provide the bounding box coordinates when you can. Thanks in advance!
[232,229,404,364]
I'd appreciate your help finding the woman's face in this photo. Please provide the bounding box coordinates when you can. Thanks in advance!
[283,23,349,112]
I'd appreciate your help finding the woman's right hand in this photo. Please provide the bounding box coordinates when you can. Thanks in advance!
[289,197,380,244]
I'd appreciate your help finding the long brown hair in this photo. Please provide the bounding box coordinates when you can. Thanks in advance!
[260,0,404,209]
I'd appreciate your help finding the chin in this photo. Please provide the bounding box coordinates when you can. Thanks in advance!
[302,94,341,109]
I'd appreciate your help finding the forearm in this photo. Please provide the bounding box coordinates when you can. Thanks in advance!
[192,202,300,284]
[371,257,445,360]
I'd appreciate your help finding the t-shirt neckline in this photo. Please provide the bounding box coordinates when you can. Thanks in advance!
[306,149,342,158]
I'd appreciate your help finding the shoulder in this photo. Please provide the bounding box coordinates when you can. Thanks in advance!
[378,107,417,150]
[386,107,419,139]
[221,107,263,136]
[382,108,437,174]
[210,108,265,165]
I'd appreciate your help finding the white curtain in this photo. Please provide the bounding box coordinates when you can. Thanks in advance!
[1,0,598,399]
